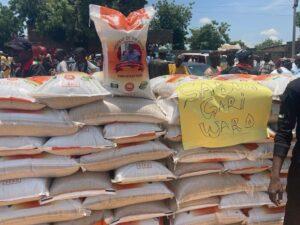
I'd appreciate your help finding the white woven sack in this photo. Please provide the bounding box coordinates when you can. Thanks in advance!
[112,161,176,184]
[32,72,110,109]
[0,200,90,225]
[83,182,174,210]
[248,207,284,225]
[117,218,163,225]
[0,78,45,110]
[69,97,166,125]
[111,201,172,225]
[157,98,179,125]
[171,143,249,164]
[164,126,181,142]
[0,154,79,181]
[43,126,115,156]
[41,172,114,204]
[174,174,247,204]
[0,109,79,137]
[223,159,272,174]
[170,197,220,214]
[220,192,272,210]
[173,208,246,225]
[104,123,165,144]
[171,162,224,179]
[53,211,113,225]
[0,137,45,156]
[0,178,49,206]
[80,141,174,172]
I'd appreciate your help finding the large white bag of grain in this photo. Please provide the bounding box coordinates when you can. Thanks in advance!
[104,123,165,144]
[223,159,272,174]
[246,143,274,161]
[43,126,115,156]
[83,182,173,210]
[171,143,249,163]
[0,109,79,137]
[170,197,220,214]
[0,154,79,181]
[172,208,246,225]
[112,161,176,184]
[69,97,166,125]
[80,141,174,172]
[0,200,90,225]
[54,211,113,225]
[0,178,49,206]
[171,162,224,179]
[90,5,155,99]
[0,78,45,110]
[220,192,272,210]
[150,75,202,99]
[41,172,114,204]
[110,201,172,225]
[32,72,110,109]
[248,207,285,225]
[157,98,179,125]
[174,174,247,204]
[118,218,164,225]
[0,137,45,156]
[164,126,181,142]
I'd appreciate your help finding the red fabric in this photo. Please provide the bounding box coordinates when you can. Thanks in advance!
[21,59,33,75]
[236,63,253,70]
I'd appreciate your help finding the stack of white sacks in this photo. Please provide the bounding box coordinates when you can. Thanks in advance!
[151,74,293,225]
[0,73,175,225]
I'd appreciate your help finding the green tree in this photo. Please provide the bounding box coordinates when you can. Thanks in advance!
[8,0,148,47]
[151,0,193,50]
[255,38,283,50]
[0,3,23,48]
[189,21,231,50]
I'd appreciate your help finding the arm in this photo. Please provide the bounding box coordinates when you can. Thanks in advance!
[268,86,297,205]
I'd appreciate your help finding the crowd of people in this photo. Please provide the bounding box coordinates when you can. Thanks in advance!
[1,37,300,79]
[0,37,102,78]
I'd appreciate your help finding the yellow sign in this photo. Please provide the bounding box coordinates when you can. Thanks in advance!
[176,80,272,149]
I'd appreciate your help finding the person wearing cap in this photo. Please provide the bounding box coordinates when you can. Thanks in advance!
[69,47,99,74]
[228,49,259,75]
[260,53,275,74]
[5,37,47,78]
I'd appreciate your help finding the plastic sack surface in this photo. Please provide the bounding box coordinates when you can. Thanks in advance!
[69,97,166,125]
[90,5,155,99]
[223,159,272,174]
[112,161,176,184]
[83,182,173,210]
[43,126,115,156]
[104,123,165,144]
[41,171,114,204]
[32,72,110,109]
[0,78,45,111]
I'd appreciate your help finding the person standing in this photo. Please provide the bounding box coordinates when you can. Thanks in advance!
[204,52,222,76]
[228,49,259,75]
[260,53,275,74]
[268,77,300,225]
[69,47,99,74]
[54,49,68,73]
[5,37,47,78]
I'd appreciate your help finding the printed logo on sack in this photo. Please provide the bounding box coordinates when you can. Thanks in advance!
[125,82,134,92]
[64,74,75,80]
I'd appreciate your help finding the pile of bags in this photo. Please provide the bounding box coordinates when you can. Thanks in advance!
[150,74,293,225]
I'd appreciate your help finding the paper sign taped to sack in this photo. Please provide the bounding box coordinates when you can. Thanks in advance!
[176,80,272,149]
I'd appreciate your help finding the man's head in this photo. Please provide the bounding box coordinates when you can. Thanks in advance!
[175,54,185,67]
[55,49,67,62]
[5,37,33,64]
[282,58,292,71]
[263,53,271,63]
[74,47,87,63]
[235,49,253,65]
[209,52,220,68]
[294,56,300,68]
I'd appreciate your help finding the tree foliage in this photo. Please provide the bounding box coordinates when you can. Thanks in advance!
[254,38,283,50]
[8,0,148,47]
[189,21,231,50]
[0,3,23,49]
[151,0,193,50]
